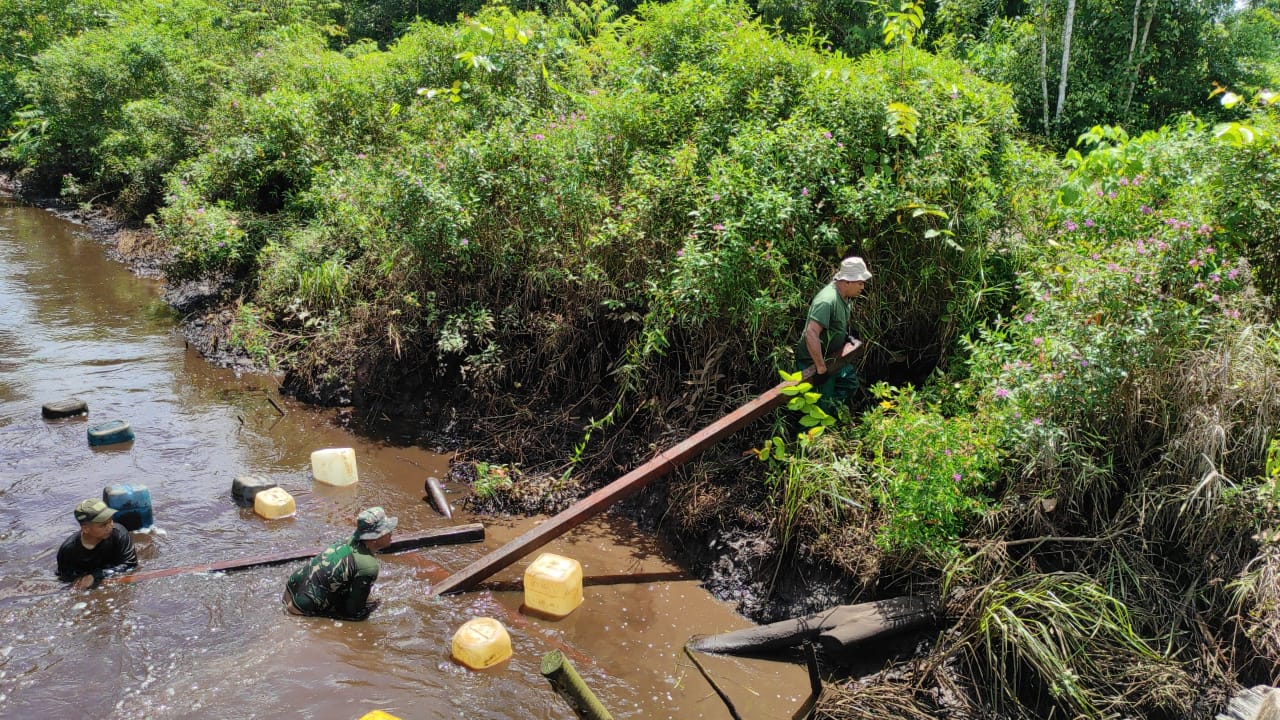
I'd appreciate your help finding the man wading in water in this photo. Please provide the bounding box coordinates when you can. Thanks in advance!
[282,506,396,621]
[56,499,139,590]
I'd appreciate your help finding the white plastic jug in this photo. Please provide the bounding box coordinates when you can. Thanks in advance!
[311,448,359,486]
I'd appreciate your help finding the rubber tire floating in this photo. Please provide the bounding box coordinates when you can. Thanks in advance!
[87,419,134,446]
[41,398,88,419]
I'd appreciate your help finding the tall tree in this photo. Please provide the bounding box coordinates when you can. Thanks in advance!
[1054,0,1077,128]
[1124,0,1158,115]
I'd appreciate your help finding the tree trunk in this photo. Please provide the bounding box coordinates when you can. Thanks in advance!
[1040,0,1051,135]
[1054,0,1077,128]
[1124,0,1158,116]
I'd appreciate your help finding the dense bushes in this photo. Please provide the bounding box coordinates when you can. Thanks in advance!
[8,1,1280,717]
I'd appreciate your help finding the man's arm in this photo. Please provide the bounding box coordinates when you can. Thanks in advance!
[803,319,828,375]
[96,529,138,582]
[55,540,83,583]
[337,568,377,620]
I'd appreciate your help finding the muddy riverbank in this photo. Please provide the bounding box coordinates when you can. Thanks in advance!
[1,174,881,636]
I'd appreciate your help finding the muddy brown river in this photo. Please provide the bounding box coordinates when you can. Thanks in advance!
[0,196,809,719]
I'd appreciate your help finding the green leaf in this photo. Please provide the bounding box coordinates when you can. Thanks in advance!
[1057,180,1083,206]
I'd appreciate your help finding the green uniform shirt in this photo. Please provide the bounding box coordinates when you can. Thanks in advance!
[286,534,380,619]
[794,282,852,365]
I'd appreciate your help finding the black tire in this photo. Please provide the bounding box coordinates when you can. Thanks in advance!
[88,420,134,446]
[42,398,88,419]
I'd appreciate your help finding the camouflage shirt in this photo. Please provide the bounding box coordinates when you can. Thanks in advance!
[285,534,380,620]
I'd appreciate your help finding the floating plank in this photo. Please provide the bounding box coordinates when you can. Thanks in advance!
[480,569,694,593]
[107,524,484,585]
[687,595,935,655]
[429,343,861,596]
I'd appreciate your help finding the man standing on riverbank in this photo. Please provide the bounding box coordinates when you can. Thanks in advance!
[795,256,872,415]
[56,499,139,590]
[282,506,396,621]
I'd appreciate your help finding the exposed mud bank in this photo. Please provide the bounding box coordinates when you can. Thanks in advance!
[2,175,880,629]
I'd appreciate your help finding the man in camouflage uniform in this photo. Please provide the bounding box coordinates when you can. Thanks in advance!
[282,506,397,620]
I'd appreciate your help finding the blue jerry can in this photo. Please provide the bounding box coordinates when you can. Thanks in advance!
[103,484,154,531]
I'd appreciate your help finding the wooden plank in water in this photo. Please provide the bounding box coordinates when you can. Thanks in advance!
[108,523,484,585]
[429,343,861,596]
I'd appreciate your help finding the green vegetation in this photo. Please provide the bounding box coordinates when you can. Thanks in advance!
[4,0,1280,717]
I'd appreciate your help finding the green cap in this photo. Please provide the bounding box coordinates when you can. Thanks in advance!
[74,499,116,524]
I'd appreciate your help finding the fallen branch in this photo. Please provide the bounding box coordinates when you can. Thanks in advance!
[688,596,936,655]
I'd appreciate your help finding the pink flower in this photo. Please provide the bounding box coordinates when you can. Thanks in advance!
[801,188,809,197]
[1140,205,1153,215]
[995,388,1010,398]
[713,223,725,232]
[533,133,545,140]
[1033,337,1043,346]
[1064,221,1078,231]
[822,131,833,139]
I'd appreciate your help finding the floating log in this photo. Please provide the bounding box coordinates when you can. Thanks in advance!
[687,595,935,655]
[1217,686,1280,720]
[541,649,615,720]
[480,569,694,593]
[429,343,861,596]
[107,524,484,584]
[424,476,453,519]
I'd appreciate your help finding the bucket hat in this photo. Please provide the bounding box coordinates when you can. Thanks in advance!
[833,256,872,282]
[356,506,398,540]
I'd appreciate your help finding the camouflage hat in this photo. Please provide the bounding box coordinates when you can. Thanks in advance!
[355,506,398,540]
[74,499,117,524]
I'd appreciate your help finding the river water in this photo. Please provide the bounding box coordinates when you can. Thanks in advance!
[0,196,808,719]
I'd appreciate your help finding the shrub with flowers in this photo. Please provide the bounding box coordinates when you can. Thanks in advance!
[855,382,1004,555]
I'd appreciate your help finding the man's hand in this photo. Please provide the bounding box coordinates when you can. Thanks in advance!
[352,600,381,620]
[71,574,94,590]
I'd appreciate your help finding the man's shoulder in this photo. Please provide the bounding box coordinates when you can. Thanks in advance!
[811,282,839,304]
[56,531,82,555]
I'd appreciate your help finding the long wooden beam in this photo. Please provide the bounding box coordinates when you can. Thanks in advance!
[108,523,484,585]
[430,343,861,596]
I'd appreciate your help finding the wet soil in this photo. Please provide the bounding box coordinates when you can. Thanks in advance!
[2,173,866,627]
